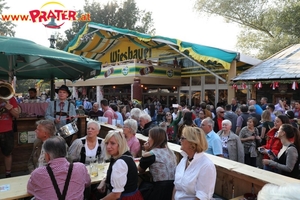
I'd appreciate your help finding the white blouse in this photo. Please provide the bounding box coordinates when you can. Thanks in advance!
[85,141,99,163]
[174,151,216,200]
[110,159,128,193]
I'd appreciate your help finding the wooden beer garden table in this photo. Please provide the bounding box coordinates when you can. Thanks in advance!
[0,163,109,200]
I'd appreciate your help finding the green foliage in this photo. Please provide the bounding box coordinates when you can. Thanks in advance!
[194,0,300,59]
[56,0,155,50]
[16,79,50,94]
[0,0,15,36]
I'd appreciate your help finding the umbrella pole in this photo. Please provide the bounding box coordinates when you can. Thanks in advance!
[50,78,55,100]
[8,55,12,83]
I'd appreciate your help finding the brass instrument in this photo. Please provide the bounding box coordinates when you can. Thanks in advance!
[0,82,15,100]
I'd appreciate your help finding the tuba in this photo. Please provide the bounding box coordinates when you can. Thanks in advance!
[0,82,15,100]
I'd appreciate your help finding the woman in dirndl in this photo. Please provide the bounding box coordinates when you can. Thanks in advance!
[97,130,143,200]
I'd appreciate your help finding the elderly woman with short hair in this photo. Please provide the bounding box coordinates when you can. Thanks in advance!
[217,119,244,163]
[123,119,140,157]
[97,130,143,200]
[130,108,142,122]
[173,126,216,200]
[239,117,260,167]
[68,120,105,164]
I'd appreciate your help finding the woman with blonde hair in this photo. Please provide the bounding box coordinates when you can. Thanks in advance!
[173,126,216,199]
[97,130,143,200]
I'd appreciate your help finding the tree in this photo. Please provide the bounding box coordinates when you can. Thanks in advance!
[15,79,50,94]
[56,0,155,50]
[0,0,16,36]
[194,0,300,59]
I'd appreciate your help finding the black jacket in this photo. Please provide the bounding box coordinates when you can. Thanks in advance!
[141,121,157,136]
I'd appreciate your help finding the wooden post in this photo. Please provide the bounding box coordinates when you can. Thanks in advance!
[227,60,237,103]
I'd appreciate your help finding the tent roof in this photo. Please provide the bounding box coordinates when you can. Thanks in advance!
[65,22,260,71]
[233,44,300,82]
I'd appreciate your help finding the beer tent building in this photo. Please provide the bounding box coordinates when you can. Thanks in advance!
[63,22,260,106]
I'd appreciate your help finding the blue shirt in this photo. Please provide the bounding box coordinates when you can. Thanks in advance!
[254,104,263,115]
[194,118,202,127]
[75,100,83,109]
[116,111,124,125]
[205,130,223,156]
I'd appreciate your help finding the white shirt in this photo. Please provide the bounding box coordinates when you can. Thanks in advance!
[172,112,178,120]
[174,151,216,200]
[111,159,128,193]
[38,148,46,167]
[85,141,99,163]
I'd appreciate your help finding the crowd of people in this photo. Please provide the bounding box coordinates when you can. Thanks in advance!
[1,80,300,199]
[86,96,300,181]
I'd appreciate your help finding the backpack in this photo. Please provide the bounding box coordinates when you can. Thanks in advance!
[241,113,250,128]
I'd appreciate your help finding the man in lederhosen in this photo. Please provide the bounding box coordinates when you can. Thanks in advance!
[45,85,76,145]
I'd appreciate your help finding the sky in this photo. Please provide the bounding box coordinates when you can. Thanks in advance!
[3,0,241,52]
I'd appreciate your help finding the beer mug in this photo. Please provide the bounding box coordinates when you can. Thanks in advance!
[97,156,105,170]
[89,160,98,177]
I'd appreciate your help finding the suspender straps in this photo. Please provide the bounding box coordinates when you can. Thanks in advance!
[46,163,74,200]
[80,139,102,163]
[53,101,71,123]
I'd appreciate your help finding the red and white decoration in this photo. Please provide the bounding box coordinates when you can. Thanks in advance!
[270,81,279,90]
[232,84,238,91]
[292,81,299,90]
[254,82,262,89]
[241,82,247,89]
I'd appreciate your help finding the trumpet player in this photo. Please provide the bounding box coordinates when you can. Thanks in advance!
[0,80,20,178]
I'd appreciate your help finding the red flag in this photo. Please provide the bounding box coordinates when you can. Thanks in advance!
[270,81,279,90]
[241,82,247,89]
[232,84,238,92]
[292,81,298,90]
[255,82,262,89]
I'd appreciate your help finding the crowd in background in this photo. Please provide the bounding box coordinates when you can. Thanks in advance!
[10,87,300,198]
[13,89,300,199]
[14,88,300,181]
[80,95,300,181]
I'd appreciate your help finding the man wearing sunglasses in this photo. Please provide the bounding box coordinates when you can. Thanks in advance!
[213,107,225,133]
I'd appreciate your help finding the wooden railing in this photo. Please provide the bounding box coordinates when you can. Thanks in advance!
[99,124,300,199]
[134,133,300,199]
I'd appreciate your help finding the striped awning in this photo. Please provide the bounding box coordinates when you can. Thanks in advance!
[65,22,239,70]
